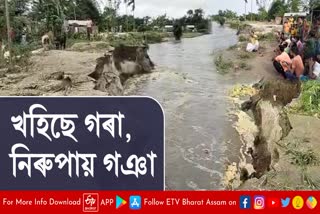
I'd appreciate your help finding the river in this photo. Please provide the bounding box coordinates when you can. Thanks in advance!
[129,23,242,190]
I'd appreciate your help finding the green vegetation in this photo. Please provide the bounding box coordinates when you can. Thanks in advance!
[303,172,320,190]
[212,1,319,23]
[109,32,168,46]
[227,21,249,31]
[212,10,237,22]
[67,31,170,49]
[215,55,234,73]
[238,52,253,60]
[239,61,252,70]
[284,138,320,168]
[238,35,248,42]
[215,16,226,26]
[228,44,238,50]
[0,0,209,68]
[258,32,276,41]
[173,22,183,41]
[289,81,320,117]
[287,149,319,167]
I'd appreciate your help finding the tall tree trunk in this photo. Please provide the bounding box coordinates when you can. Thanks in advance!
[5,0,11,65]
[126,5,129,32]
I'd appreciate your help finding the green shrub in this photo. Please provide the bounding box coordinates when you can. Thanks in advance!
[228,44,238,50]
[238,52,253,59]
[259,32,275,41]
[239,62,252,70]
[238,35,248,42]
[289,81,320,117]
[299,81,320,115]
[215,55,233,73]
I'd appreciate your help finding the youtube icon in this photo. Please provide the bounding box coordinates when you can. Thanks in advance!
[267,198,280,208]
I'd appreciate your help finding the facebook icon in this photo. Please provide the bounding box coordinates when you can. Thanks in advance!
[240,196,251,209]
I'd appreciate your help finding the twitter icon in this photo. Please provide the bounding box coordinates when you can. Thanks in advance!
[281,198,290,208]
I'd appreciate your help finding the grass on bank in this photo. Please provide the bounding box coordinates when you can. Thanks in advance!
[215,55,234,73]
[67,31,170,49]
[0,43,36,71]
[289,81,320,117]
[227,20,250,31]
[258,32,276,42]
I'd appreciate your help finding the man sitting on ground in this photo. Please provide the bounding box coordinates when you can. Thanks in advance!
[273,45,292,79]
[289,45,305,80]
[246,31,259,52]
[307,57,320,80]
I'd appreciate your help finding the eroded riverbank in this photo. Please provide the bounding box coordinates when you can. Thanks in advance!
[2,22,316,191]
[223,22,320,190]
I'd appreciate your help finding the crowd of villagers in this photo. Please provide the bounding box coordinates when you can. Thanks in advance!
[273,16,320,81]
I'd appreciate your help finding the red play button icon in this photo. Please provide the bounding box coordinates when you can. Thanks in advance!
[267,198,280,208]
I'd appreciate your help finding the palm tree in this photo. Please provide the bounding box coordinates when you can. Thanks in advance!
[124,0,135,31]
[244,0,248,20]
[187,9,193,17]
[126,0,135,11]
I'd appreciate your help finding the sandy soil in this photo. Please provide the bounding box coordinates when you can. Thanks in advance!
[0,50,108,96]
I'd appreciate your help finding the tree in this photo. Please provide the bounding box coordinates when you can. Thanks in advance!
[151,14,169,28]
[258,7,268,20]
[218,16,226,26]
[173,21,182,40]
[215,9,238,19]
[124,0,135,31]
[100,6,117,32]
[256,0,272,9]
[194,8,204,19]
[268,0,287,19]
[125,0,135,11]
[288,0,302,12]
[29,0,101,33]
[187,9,193,17]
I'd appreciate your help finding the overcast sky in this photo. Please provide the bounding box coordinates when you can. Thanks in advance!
[115,0,260,18]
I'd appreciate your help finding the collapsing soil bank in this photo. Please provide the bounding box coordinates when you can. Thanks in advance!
[88,45,155,95]
[241,80,301,178]
[224,79,302,189]
[0,44,155,96]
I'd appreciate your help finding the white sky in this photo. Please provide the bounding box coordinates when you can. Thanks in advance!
[100,0,261,18]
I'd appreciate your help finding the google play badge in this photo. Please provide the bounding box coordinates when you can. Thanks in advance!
[116,196,127,209]
[306,196,317,210]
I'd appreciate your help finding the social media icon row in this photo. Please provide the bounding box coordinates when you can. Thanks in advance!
[240,196,317,210]
[240,196,266,210]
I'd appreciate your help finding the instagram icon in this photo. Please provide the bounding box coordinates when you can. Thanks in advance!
[254,196,265,210]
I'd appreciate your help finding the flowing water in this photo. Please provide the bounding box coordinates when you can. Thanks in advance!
[130,23,242,190]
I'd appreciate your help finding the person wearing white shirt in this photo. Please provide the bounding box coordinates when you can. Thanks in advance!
[308,57,320,79]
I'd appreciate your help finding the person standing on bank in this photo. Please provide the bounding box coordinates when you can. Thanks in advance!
[87,19,93,41]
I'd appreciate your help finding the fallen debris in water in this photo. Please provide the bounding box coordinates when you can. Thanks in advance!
[89,45,155,95]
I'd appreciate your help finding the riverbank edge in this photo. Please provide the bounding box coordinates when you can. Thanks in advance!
[221,23,320,190]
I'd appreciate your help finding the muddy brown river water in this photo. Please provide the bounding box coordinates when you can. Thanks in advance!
[127,23,248,190]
